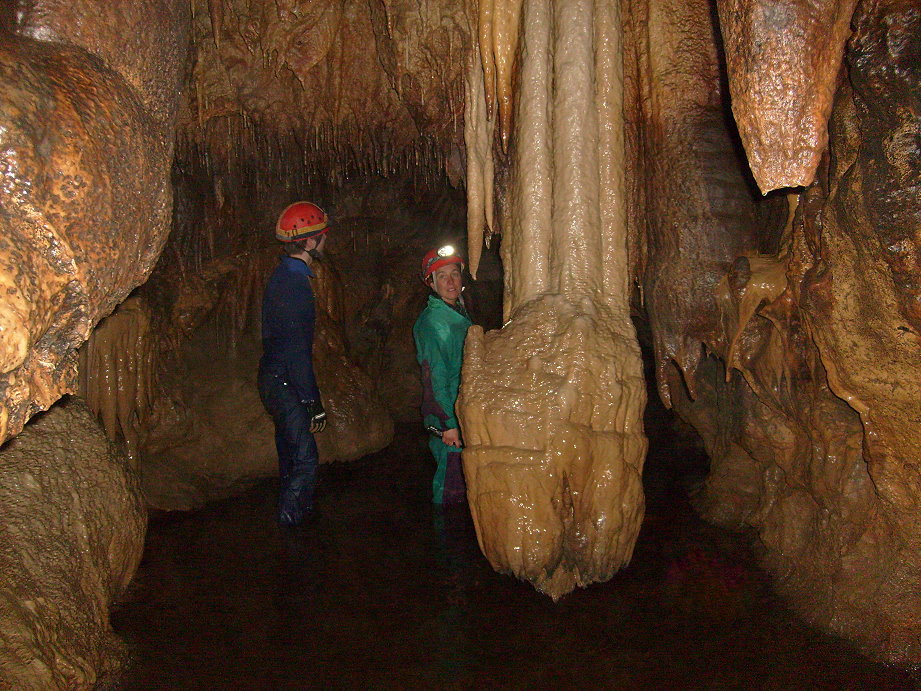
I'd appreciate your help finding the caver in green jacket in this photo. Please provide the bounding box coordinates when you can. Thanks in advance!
[413,294,472,503]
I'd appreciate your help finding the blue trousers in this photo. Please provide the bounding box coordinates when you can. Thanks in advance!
[258,368,319,525]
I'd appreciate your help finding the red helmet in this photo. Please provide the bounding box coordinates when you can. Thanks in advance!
[421,245,464,283]
[275,201,329,242]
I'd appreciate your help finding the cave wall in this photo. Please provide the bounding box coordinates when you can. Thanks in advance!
[0,0,189,444]
[625,0,920,663]
[180,0,469,183]
[149,0,919,660]
[0,0,917,674]
[0,2,189,687]
[0,398,146,689]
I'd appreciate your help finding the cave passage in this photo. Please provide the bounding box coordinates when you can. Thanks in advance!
[109,379,916,689]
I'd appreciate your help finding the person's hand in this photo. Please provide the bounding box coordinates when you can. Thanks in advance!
[306,400,326,433]
[442,427,462,447]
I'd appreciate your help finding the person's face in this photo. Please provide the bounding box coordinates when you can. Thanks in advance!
[303,233,326,261]
[431,263,462,305]
[307,234,326,253]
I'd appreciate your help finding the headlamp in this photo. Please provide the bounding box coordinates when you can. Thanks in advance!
[437,245,455,258]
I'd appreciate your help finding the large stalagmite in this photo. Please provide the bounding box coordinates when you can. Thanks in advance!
[458,0,647,599]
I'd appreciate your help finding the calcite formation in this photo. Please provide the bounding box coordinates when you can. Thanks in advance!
[0,0,918,671]
[78,297,156,465]
[0,2,186,687]
[183,0,469,183]
[458,0,647,599]
[716,0,857,191]
[0,398,146,689]
[625,0,921,663]
[0,0,189,445]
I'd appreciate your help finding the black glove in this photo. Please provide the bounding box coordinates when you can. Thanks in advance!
[305,400,326,433]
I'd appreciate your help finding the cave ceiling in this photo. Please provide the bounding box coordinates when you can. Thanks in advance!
[182,0,472,182]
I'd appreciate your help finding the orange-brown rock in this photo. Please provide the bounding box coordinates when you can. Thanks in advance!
[0,0,189,445]
[626,0,921,663]
[715,0,857,191]
[0,397,146,688]
[1,0,918,670]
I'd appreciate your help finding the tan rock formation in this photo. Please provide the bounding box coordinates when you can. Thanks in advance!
[182,0,469,183]
[458,0,647,599]
[0,398,146,689]
[0,4,187,686]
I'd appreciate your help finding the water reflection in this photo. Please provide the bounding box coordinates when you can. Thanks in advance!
[109,427,918,689]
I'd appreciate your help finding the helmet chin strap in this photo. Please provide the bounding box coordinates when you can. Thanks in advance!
[307,248,323,262]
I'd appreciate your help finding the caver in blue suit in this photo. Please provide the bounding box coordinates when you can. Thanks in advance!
[258,255,324,525]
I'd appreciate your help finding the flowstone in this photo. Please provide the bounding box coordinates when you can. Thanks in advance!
[0,398,145,689]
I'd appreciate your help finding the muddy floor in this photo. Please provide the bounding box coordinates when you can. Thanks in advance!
[110,401,920,690]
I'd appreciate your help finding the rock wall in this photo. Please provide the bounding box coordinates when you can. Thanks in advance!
[135,246,396,510]
[0,0,917,670]
[0,398,146,689]
[181,0,470,185]
[0,2,189,688]
[0,0,190,444]
[625,0,920,663]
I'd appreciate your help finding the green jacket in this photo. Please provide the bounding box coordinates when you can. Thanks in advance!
[413,295,472,431]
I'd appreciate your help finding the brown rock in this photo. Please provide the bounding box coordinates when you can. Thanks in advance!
[0,397,146,689]
[0,0,189,445]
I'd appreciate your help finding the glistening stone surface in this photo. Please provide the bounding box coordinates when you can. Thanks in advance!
[459,296,646,598]
[625,0,921,663]
[716,0,857,191]
[458,0,647,599]
[0,0,189,445]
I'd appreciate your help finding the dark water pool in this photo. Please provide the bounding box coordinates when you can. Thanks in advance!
[109,417,918,690]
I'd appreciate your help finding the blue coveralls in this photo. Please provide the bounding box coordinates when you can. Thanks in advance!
[258,256,322,525]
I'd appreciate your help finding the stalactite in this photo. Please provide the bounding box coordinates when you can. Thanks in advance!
[595,0,629,306]
[504,0,551,315]
[464,35,495,280]
[478,0,497,119]
[79,298,156,466]
[492,0,524,152]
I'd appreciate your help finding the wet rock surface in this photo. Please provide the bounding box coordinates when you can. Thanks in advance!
[625,0,921,663]
[0,397,145,689]
[0,0,189,445]
[459,296,646,599]
[109,412,919,688]
[459,0,646,599]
